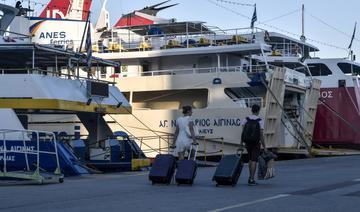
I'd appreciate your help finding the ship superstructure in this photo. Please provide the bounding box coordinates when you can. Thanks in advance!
[88,2,320,157]
[0,3,148,182]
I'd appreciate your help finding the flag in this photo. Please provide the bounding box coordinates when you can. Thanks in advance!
[348,22,357,49]
[85,22,92,69]
[250,4,257,29]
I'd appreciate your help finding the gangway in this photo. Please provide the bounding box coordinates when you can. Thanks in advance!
[0,129,64,184]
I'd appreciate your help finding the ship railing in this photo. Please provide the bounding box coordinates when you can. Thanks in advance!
[120,64,277,78]
[130,134,225,160]
[95,27,266,53]
[134,66,244,77]
[232,97,264,108]
[266,42,303,57]
[0,67,116,85]
[0,29,32,40]
[0,129,61,179]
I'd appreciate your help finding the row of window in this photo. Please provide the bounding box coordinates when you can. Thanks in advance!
[307,62,360,76]
[105,62,360,78]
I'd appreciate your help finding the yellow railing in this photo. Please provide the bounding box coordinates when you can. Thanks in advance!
[130,134,225,160]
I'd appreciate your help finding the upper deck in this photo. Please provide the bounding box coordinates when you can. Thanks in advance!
[93,20,318,61]
[0,43,131,114]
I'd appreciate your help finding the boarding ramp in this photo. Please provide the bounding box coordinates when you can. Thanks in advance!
[262,67,321,154]
[69,131,149,172]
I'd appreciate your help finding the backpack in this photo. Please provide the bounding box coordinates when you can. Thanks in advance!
[241,117,261,146]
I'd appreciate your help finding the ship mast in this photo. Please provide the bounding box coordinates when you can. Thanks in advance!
[300,4,306,42]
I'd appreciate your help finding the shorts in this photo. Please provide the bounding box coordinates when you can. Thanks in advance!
[246,143,261,162]
[175,139,191,153]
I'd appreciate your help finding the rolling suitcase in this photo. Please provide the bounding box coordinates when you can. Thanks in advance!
[149,154,176,185]
[212,149,243,187]
[175,144,199,185]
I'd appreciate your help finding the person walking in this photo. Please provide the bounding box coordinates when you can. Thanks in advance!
[173,106,197,160]
[241,104,267,186]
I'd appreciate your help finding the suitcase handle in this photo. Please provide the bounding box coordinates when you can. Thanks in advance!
[188,143,199,161]
[237,146,245,156]
[169,145,176,155]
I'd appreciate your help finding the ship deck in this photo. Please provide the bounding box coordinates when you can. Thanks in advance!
[1,156,360,212]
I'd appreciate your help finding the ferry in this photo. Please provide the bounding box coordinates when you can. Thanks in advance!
[89,1,320,157]
[92,1,360,152]
[4,1,321,158]
[0,3,148,183]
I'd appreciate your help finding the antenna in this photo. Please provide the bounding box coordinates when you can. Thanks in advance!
[348,22,357,61]
[300,4,306,42]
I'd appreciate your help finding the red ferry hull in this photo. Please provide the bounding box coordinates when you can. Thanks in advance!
[313,87,360,147]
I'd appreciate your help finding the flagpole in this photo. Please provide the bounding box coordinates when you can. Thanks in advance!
[79,12,91,53]
[251,4,256,38]
[348,22,357,61]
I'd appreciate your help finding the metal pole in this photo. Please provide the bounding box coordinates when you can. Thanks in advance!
[300,4,306,42]
[55,54,58,76]
[186,22,189,48]
[159,137,161,153]
[36,132,40,174]
[32,48,35,70]
[77,62,80,79]
[217,54,221,73]
[53,133,61,174]
[79,13,91,53]
[22,131,30,171]
[302,4,305,38]
[221,137,224,157]
[203,137,207,162]
[3,132,6,173]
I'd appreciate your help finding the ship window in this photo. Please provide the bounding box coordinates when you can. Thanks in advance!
[142,61,150,72]
[132,89,208,110]
[337,63,360,75]
[307,63,332,76]
[122,92,130,102]
[225,86,266,107]
[114,66,121,74]
[100,67,107,78]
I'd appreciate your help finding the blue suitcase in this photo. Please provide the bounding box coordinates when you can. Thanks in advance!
[213,150,243,187]
[175,144,198,185]
[149,154,176,185]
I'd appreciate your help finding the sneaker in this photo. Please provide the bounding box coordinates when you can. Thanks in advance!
[248,179,258,186]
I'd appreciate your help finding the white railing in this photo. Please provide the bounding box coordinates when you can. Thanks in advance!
[267,42,303,57]
[119,65,276,78]
[0,68,115,85]
[233,97,264,108]
[120,66,245,77]
[0,129,61,175]
[95,27,265,53]
[284,68,307,87]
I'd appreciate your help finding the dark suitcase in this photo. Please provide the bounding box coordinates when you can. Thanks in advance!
[212,150,243,187]
[149,154,176,185]
[175,144,198,185]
